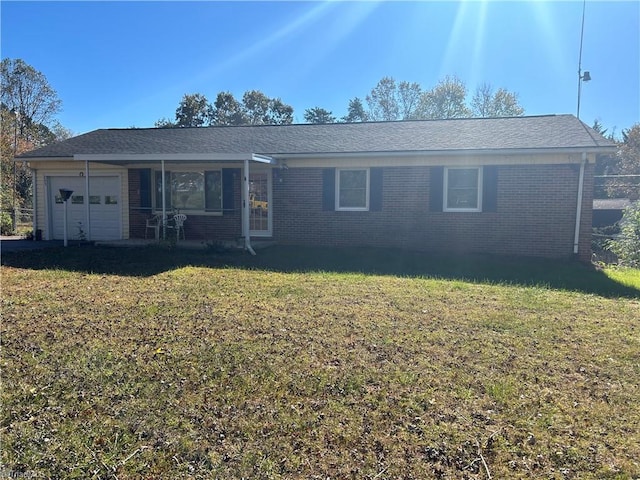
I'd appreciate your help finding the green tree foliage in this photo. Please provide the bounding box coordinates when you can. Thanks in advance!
[160,90,293,127]
[263,97,293,125]
[304,107,336,124]
[608,125,640,201]
[606,201,640,267]
[418,75,471,120]
[471,83,525,117]
[211,92,246,126]
[241,91,293,125]
[592,120,619,198]
[175,93,210,127]
[342,97,368,122]
[154,117,176,128]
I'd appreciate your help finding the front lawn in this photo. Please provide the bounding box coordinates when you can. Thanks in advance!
[2,246,639,479]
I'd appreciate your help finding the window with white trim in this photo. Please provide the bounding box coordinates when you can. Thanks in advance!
[155,170,222,212]
[444,167,483,212]
[336,168,369,211]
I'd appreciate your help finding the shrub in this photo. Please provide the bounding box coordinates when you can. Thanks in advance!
[607,201,640,267]
[0,212,13,235]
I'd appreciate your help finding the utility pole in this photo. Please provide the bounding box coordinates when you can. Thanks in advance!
[576,0,591,120]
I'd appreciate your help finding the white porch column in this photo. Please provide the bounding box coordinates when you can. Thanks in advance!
[161,159,166,240]
[243,158,255,254]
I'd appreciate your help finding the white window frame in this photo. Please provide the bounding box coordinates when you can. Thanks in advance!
[335,168,370,211]
[443,167,483,212]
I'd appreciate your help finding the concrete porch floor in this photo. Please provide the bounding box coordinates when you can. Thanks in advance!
[94,238,277,251]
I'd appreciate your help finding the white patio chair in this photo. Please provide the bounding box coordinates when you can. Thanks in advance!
[172,213,187,241]
[144,213,162,240]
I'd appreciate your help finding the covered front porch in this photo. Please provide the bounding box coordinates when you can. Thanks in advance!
[74,153,278,254]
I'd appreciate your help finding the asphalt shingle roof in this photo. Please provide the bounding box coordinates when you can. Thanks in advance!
[18,114,616,159]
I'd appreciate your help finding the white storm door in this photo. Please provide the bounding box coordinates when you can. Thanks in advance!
[249,170,272,237]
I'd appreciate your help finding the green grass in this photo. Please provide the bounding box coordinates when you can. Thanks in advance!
[1,246,639,478]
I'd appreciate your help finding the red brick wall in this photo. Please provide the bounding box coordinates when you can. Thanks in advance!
[272,164,594,261]
[127,163,594,261]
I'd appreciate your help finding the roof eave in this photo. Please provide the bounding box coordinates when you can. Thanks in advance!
[276,145,618,159]
[17,145,617,163]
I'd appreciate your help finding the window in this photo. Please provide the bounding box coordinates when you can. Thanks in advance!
[336,168,369,211]
[444,167,482,212]
[155,170,222,212]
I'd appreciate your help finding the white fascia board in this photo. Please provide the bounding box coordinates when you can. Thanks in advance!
[279,146,616,160]
[73,153,276,163]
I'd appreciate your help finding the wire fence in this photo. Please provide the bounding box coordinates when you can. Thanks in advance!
[1,207,33,236]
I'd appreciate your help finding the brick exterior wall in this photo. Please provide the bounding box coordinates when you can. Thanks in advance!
[272,163,594,261]
[127,163,594,261]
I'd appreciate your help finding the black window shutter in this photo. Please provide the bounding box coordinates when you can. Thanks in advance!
[429,166,444,212]
[322,168,336,211]
[370,167,383,211]
[139,169,151,209]
[482,166,498,212]
[222,168,238,214]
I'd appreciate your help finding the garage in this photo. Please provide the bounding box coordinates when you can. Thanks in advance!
[48,176,122,241]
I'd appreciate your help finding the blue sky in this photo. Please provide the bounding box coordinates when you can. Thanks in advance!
[2,1,638,136]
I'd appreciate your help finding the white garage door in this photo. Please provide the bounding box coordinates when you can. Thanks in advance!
[49,176,122,241]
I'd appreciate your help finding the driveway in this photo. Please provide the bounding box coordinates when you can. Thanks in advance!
[1,236,64,253]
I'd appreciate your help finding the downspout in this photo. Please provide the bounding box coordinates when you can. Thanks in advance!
[32,168,37,236]
[243,158,256,255]
[85,160,91,241]
[573,153,587,254]
[161,159,166,240]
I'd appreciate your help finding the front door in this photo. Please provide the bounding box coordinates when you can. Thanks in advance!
[249,170,272,237]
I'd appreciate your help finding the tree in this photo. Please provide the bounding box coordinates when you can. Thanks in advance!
[366,76,400,121]
[470,83,524,118]
[304,107,335,124]
[211,92,246,126]
[158,90,294,127]
[397,81,423,120]
[607,124,640,200]
[342,97,368,123]
[241,90,293,125]
[592,119,620,198]
[418,75,470,119]
[606,201,640,267]
[175,93,210,127]
[265,98,293,125]
[1,58,62,139]
[154,117,176,128]
[1,59,69,229]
